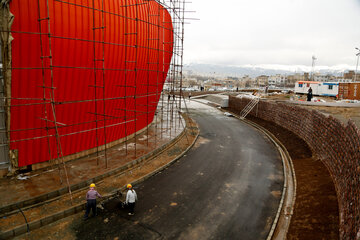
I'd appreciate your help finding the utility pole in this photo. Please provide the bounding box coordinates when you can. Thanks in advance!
[355,48,360,82]
[310,55,317,81]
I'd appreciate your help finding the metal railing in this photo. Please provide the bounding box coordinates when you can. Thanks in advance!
[239,97,260,119]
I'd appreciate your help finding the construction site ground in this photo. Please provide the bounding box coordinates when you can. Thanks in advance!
[7,100,284,240]
[0,110,199,239]
[266,93,360,128]
[0,93,352,239]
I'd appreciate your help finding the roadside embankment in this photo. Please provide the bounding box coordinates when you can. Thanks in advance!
[229,96,359,239]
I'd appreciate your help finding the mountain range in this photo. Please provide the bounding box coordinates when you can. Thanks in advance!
[183,63,354,78]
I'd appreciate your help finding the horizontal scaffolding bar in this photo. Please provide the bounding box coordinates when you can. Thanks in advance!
[39,118,67,126]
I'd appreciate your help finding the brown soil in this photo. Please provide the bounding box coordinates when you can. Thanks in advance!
[247,115,339,240]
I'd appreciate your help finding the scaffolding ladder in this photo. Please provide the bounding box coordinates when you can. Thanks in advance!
[239,97,259,119]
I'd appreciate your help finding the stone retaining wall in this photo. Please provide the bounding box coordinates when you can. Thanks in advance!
[228,96,360,240]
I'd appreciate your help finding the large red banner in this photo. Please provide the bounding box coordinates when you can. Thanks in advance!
[9,0,173,167]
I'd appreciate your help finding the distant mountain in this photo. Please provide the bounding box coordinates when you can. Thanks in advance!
[183,63,352,78]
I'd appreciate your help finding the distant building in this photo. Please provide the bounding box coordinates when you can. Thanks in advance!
[304,72,310,81]
[335,76,353,83]
[236,75,254,88]
[287,73,305,87]
[268,76,276,86]
[268,74,286,87]
[223,78,238,89]
[344,71,355,81]
[255,75,269,87]
[313,74,333,82]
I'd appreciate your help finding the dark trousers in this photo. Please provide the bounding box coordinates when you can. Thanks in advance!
[128,202,135,214]
[84,199,97,218]
[307,93,312,101]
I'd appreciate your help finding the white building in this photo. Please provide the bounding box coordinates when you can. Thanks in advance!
[268,74,286,86]
[313,74,332,82]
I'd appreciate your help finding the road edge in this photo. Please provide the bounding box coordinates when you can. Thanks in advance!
[240,118,296,240]
[194,99,296,240]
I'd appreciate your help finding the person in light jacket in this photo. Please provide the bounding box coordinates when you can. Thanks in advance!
[126,184,137,215]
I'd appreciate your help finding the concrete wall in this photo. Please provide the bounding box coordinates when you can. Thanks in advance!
[202,95,229,107]
[228,96,360,240]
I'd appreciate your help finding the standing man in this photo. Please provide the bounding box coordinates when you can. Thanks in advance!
[84,183,102,220]
[126,184,138,216]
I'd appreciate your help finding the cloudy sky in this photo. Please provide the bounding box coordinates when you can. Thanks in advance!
[183,0,360,70]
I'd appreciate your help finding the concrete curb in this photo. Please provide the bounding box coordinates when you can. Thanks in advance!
[194,99,296,240]
[0,114,199,240]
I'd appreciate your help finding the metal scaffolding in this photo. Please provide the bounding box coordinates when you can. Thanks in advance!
[0,0,188,195]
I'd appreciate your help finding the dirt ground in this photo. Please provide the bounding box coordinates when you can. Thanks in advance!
[266,93,360,128]
[247,115,339,240]
[265,93,336,102]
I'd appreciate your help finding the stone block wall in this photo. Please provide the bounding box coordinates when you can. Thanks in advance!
[228,96,360,240]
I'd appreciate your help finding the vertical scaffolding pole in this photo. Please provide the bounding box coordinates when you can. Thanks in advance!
[146,0,150,147]
[124,1,129,156]
[91,0,100,166]
[160,1,166,141]
[134,0,139,158]
[44,0,73,203]
[37,0,62,182]
[100,0,108,168]
[155,1,161,147]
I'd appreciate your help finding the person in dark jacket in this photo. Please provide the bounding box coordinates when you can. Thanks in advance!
[307,87,313,101]
[84,183,102,220]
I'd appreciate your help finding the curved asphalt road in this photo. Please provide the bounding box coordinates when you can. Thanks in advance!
[77,101,284,240]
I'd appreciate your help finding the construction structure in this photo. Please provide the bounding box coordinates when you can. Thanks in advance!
[0,0,188,177]
[310,55,316,81]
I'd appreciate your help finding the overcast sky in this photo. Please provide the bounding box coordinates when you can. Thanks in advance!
[183,0,360,70]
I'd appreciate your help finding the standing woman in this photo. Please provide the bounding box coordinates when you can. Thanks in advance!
[307,87,313,101]
[126,184,138,215]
